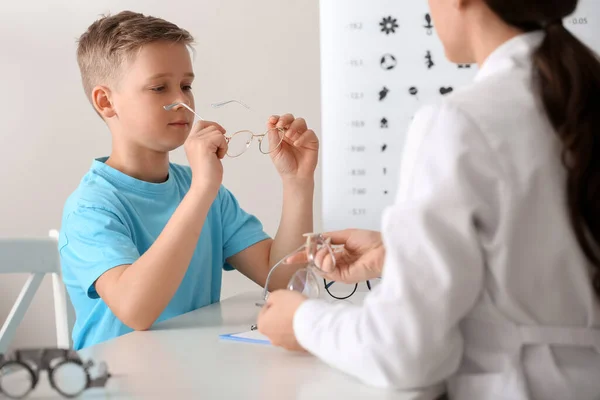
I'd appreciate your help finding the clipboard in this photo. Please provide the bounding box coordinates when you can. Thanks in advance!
[219,330,272,345]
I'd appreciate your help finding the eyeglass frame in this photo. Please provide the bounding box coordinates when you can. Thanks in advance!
[0,348,111,399]
[255,233,336,307]
[163,100,286,158]
[323,278,381,300]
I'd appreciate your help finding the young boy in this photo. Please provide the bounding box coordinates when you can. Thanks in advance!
[59,11,319,350]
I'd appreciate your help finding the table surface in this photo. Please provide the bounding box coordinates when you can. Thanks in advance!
[21,291,444,400]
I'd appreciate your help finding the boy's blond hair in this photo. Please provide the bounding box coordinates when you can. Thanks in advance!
[77,11,194,102]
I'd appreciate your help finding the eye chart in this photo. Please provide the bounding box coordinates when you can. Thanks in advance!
[320,0,600,231]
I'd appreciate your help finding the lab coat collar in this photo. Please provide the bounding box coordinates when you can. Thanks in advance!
[475,31,545,82]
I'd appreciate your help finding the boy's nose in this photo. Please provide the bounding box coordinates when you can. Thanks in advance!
[172,102,186,111]
[164,102,182,111]
[175,100,190,110]
[164,101,190,111]
[163,102,204,121]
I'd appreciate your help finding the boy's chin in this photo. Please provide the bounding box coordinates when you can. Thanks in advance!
[130,130,188,153]
[162,141,186,152]
[146,139,186,153]
[156,134,187,152]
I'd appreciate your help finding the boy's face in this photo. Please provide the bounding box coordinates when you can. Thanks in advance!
[105,41,195,152]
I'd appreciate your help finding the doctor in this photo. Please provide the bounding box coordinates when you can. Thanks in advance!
[258,0,600,398]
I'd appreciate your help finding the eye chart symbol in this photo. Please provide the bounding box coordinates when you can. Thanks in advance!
[380,54,397,70]
[409,86,419,100]
[379,86,390,101]
[424,13,434,35]
[380,16,399,35]
[425,51,435,69]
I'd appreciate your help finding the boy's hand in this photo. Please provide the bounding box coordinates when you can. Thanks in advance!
[268,115,319,181]
[185,120,228,196]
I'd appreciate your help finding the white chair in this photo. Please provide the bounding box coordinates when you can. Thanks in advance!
[0,230,73,353]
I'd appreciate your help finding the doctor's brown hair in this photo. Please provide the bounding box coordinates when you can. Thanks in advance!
[485,0,600,299]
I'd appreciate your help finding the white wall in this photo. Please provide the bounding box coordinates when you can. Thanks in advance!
[0,0,321,349]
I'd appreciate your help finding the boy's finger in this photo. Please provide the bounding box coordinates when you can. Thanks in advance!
[267,115,280,129]
[196,120,226,134]
[285,118,308,142]
[292,129,319,150]
[215,136,229,159]
[287,118,307,133]
[276,113,295,129]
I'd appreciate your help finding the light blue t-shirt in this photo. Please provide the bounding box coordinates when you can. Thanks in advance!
[59,158,269,350]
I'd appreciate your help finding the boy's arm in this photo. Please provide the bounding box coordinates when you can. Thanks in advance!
[95,121,228,331]
[95,187,214,331]
[227,113,318,290]
[227,178,314,289]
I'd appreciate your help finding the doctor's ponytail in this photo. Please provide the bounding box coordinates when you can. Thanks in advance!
[485,0,600,299]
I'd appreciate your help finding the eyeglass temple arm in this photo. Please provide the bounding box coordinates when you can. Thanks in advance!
[261,243,306,301]
[179,103,205,121]
[211,99,270,125]
[211,99,251,110]
[210,100,286,137]
[164,103,205,121]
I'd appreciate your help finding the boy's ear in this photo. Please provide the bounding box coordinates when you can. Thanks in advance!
[91,85,117,119]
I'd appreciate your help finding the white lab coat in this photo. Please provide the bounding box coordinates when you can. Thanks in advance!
[294,31,600,399]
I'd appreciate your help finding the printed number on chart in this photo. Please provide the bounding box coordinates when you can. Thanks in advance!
[351,208,367,216]
[568,17,588,25]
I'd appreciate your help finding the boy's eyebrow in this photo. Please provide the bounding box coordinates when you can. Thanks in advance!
[147,72,195,80]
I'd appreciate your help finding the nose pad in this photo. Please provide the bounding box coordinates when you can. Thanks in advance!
[172,102,189,111]
[164,102,183,111]
[164,101,203,121]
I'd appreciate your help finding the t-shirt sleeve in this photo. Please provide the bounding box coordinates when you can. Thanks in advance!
[219,186,270,269]
[59,206,140,299]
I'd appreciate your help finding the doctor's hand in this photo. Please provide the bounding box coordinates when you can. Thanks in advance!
[257,290,307,352]
[289,229,385,284]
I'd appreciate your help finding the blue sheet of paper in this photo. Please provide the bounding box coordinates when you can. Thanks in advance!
[219,330,271,345]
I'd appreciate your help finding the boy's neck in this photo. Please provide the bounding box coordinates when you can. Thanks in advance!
[105,147,170,183]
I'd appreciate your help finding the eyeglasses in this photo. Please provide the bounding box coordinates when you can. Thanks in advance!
[323,278,382,300]
[163,100,285,158]
[256,233,336,307]
[256,233,383,305]
[0,348,110,399]
[251,235,381,331]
